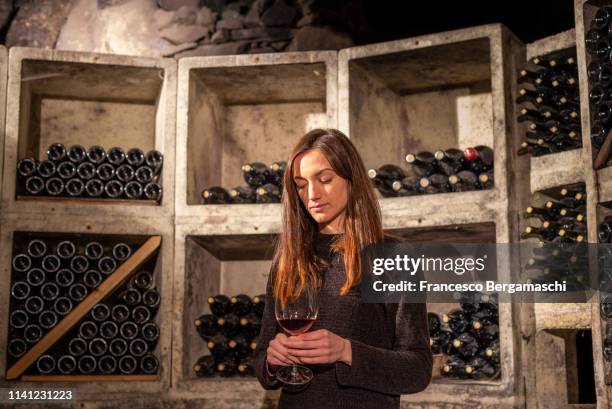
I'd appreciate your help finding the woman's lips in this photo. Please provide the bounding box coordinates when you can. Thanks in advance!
[310,204,328,213]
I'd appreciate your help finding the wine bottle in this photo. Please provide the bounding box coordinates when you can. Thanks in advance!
[145,150,163,174]
[39,310,58,330]
[452,332,480,359]
[202,186,232,204]
[392,175,420,197]
[207,334,230,357]
[252,294,265,317]
[109,338,128,357]
[470,317,499,345]
[434,149,464,176]
[240,312,261,338]
[67,145,87,163]
[118,355,138,374]
[116,164,135,182]
[11,280,31,300]
[133,270,154,290]
[99,355,117,374]
[141,322,160,344]
[100,321,119,340]
[369,164,406,182]
[78,355,97,374]
[208,294,231,316]
[70,255,89,274]
[112,304,131,323]
[91,303,111,322]
[85,178,105,197]
[428,312,441,336]
[17,158,37,178]
[24,175,45,195]
[417,176,439,195]
[132,306,151,324]
[268,161,286,186]
[430,329,454,355]
[592,6,612,30]
[129,338,148,357]
[10,309,28,329]
[463,146,493,173]
[448,170,478,192]
[238,356,254,376]
[135,166,154,184]
[57,240,77,259]
[144,182,162,202]
[442,309,469,335]
[96,163,116,182]
[112,243,132,262]
[126,148,145,168]
[405,152,436,176]
[120,288,142,306]
[107,147,126,166]
[230,294,253,316]
[65,178,85,196]
[216,357,238,377]
[194,355,216,377]
[25,296,44,315]
[79,321,98,340]
[478,171,494,189]
[105,180,124,199]
[57,161,77,179]
[37,160,57,178]
[599,219,612,243]
[40,282,60,301]
[69,338,88,357]
[36,354,56,374]
[99,256,118,275]
[256,183,281,203]
[484,339,500,365]
[521,226,555,242]
[8,339,27,358]
[422,173,451,193]
[77,162,96,180]
[87,145,106,165]
[195,314,219,340]
[229,186,256,204]
[45,177,64,196]
[228,334,251,355]
[242,162,269,187]
[441,356,468,379]
[140,354,159,374]
[465,357,500,380]
[68,283,88,302]
[217,313,241,337]
[12,253,32,272]
[26,268,45,287]
[24,324,43,344]
[125,181,143,199]
[119,321,139,340]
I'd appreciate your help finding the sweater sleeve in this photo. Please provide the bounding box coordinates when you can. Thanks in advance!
[335,301,433,395]
[253,265,282,390]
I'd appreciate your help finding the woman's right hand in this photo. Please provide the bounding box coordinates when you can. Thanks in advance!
[266,332,301,371]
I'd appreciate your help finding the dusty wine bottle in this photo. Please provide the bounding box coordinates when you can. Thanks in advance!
[129,338,148,357]
[143,182,162,201]
[56,269,75,288]
[98,355,117,374]
[17,158,37,178]
[78,355,97,374]
[45,177,64,196]
[107,147,126,166]
[87,145,107,165]
[36,354,56,374]
[125,181,143,199]
[268,161,286,186]
[111,306,132,325]
[97,163,116,182]
[116,164,135,182]
[67,145,87,163]
[135,166,154,184]
[127,148,145,167]
[118,355,138,374]
[85,178,105,197]
[37,160,56,178]
[65,178,85,196]
[57,161,77,179]
[68,338,88,357]
[145,150,164,173]
[99,256,118,275]
[109,338,129,357]
[26,268,45,287]
[242,162,269,187]
[405,152,436,176]
[442,310,469,334]
[77,162,96,180]
[104,180,124,199]
[194,355,216,377]
[256,183,281,203]
[120,321,139,340]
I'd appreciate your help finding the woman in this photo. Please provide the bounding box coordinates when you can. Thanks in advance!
[254,128,432,409]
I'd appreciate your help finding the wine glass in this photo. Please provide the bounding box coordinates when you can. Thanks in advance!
[275,285,319,386]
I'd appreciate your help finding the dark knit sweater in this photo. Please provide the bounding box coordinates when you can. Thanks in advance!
[253,233,433,409]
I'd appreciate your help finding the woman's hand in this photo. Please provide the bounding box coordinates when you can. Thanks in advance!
[284,329,352,365]
[266,332,302,372]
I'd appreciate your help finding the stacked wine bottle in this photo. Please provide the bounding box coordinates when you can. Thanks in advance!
[520,184,588,291]
[368,146,493,198]
[586,6,612,166]
[16,143,163,202]
[429,293,500,380]
[599,216,612,362]
[5,235,162,375]
[515,49,582,157]
[193,293,265,377]
[202,161,285,204]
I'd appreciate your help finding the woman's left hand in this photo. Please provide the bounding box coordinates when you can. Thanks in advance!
[283,329,352,365]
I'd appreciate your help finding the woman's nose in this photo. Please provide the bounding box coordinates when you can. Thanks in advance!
[308,183,321,201]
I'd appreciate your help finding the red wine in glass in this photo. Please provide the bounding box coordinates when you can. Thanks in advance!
[278,318,315,335]
[274,285,319,386]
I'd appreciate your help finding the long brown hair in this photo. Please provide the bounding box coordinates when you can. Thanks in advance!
[273,128,384,304]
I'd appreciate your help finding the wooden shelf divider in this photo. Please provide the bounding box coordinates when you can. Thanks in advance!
[5,235,162,380]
